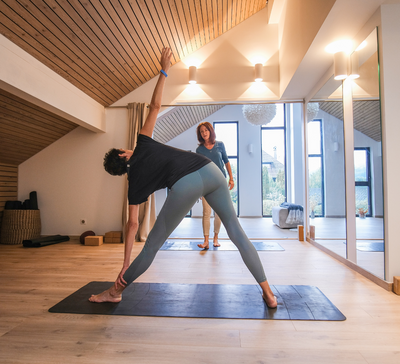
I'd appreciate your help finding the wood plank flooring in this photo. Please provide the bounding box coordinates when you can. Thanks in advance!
[1,227,400,363]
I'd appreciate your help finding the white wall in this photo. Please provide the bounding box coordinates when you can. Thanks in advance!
[18,108,128,236]
[321,110,346,217]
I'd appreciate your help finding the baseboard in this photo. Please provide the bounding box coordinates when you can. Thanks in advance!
[306,237,393,292]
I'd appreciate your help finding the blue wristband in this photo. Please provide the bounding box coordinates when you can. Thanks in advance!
[160,69,168,77]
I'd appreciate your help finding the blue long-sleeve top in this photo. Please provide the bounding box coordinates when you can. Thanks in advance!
[196,141,229,177]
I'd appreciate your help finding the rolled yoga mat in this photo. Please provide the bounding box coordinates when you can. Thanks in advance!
[23,235,70,247]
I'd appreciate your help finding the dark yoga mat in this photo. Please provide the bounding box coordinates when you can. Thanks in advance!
[23,235,70,247]
[49,282,345,321]
[343,241,384,252]
[160,240,285,251]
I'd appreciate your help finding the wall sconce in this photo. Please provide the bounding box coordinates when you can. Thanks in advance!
[248,143,254,154]
[189,66,197,84]
[333,142,339,152]
[334,51,348,80]
[254,63,263,82]
[349,51,360,79]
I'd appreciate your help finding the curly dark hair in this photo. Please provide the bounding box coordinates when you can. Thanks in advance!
[196,121,216,145]
[103,148,128,176]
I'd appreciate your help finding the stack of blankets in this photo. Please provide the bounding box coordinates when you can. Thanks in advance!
[280,202,304,224]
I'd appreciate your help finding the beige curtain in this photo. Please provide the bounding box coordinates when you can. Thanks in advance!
[122,102,156,243]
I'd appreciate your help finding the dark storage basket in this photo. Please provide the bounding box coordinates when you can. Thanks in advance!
[0,210,41,245]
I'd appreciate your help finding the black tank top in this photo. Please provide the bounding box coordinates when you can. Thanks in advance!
[128,134,211,204]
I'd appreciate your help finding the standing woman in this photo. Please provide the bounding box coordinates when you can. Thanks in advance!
[196,122,234,249]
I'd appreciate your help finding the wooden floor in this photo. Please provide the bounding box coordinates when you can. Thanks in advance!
[1,226,400,363]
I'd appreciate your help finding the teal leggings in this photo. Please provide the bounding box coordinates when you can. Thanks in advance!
[123,162,267,284]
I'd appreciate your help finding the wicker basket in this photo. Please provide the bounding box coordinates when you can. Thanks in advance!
[0,210,41,245]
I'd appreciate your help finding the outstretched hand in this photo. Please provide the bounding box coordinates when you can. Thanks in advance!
[160,47,172,74]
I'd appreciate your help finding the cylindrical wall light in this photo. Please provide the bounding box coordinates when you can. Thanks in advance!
[349,51,360,79]
[189,66,197,84]
[248,143,254,154]
[333,141,339,152]
[334,51,348,80]
[254,63,263,82]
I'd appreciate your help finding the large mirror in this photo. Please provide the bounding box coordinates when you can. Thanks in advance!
[307,96,347,259]
[154,103,303,242]
[352,28,385,279]
[307,27,385,280]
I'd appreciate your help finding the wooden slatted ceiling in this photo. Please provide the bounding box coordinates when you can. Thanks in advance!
[0,0,266,107]
[154,104,225,143]
[319,101,381,142]
[0,89,78,165]
[0,163,17,232]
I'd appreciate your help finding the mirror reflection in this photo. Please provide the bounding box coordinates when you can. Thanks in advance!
[308,27,385,279]
[352,28,385,279]
[307,100,347,258]
[155,103,303,242]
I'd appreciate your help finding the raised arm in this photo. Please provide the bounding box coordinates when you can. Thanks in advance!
[139,47,172,138]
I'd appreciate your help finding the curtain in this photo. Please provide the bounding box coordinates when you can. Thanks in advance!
[122,102,156,243]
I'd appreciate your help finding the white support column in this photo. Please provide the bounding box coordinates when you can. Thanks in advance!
[342,78,357,263]
[380,4,400,280]
[302,102,309,241]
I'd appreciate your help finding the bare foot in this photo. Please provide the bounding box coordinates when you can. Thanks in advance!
[213,234,220,247]
[262,294,278,309]
[89,287,122,303]
[197,243,209,249]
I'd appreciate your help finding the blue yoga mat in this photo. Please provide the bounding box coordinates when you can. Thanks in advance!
[160,240,285,251]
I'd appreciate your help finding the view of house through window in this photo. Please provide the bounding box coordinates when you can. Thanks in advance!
[261,104,286,216]
[214,121,239,215]
[354,147,371,217]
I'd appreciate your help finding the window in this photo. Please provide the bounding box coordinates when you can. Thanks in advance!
[214,122,239,215]
[307,119,324,217]
[261,104,286,216]
[354,148,371,216]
